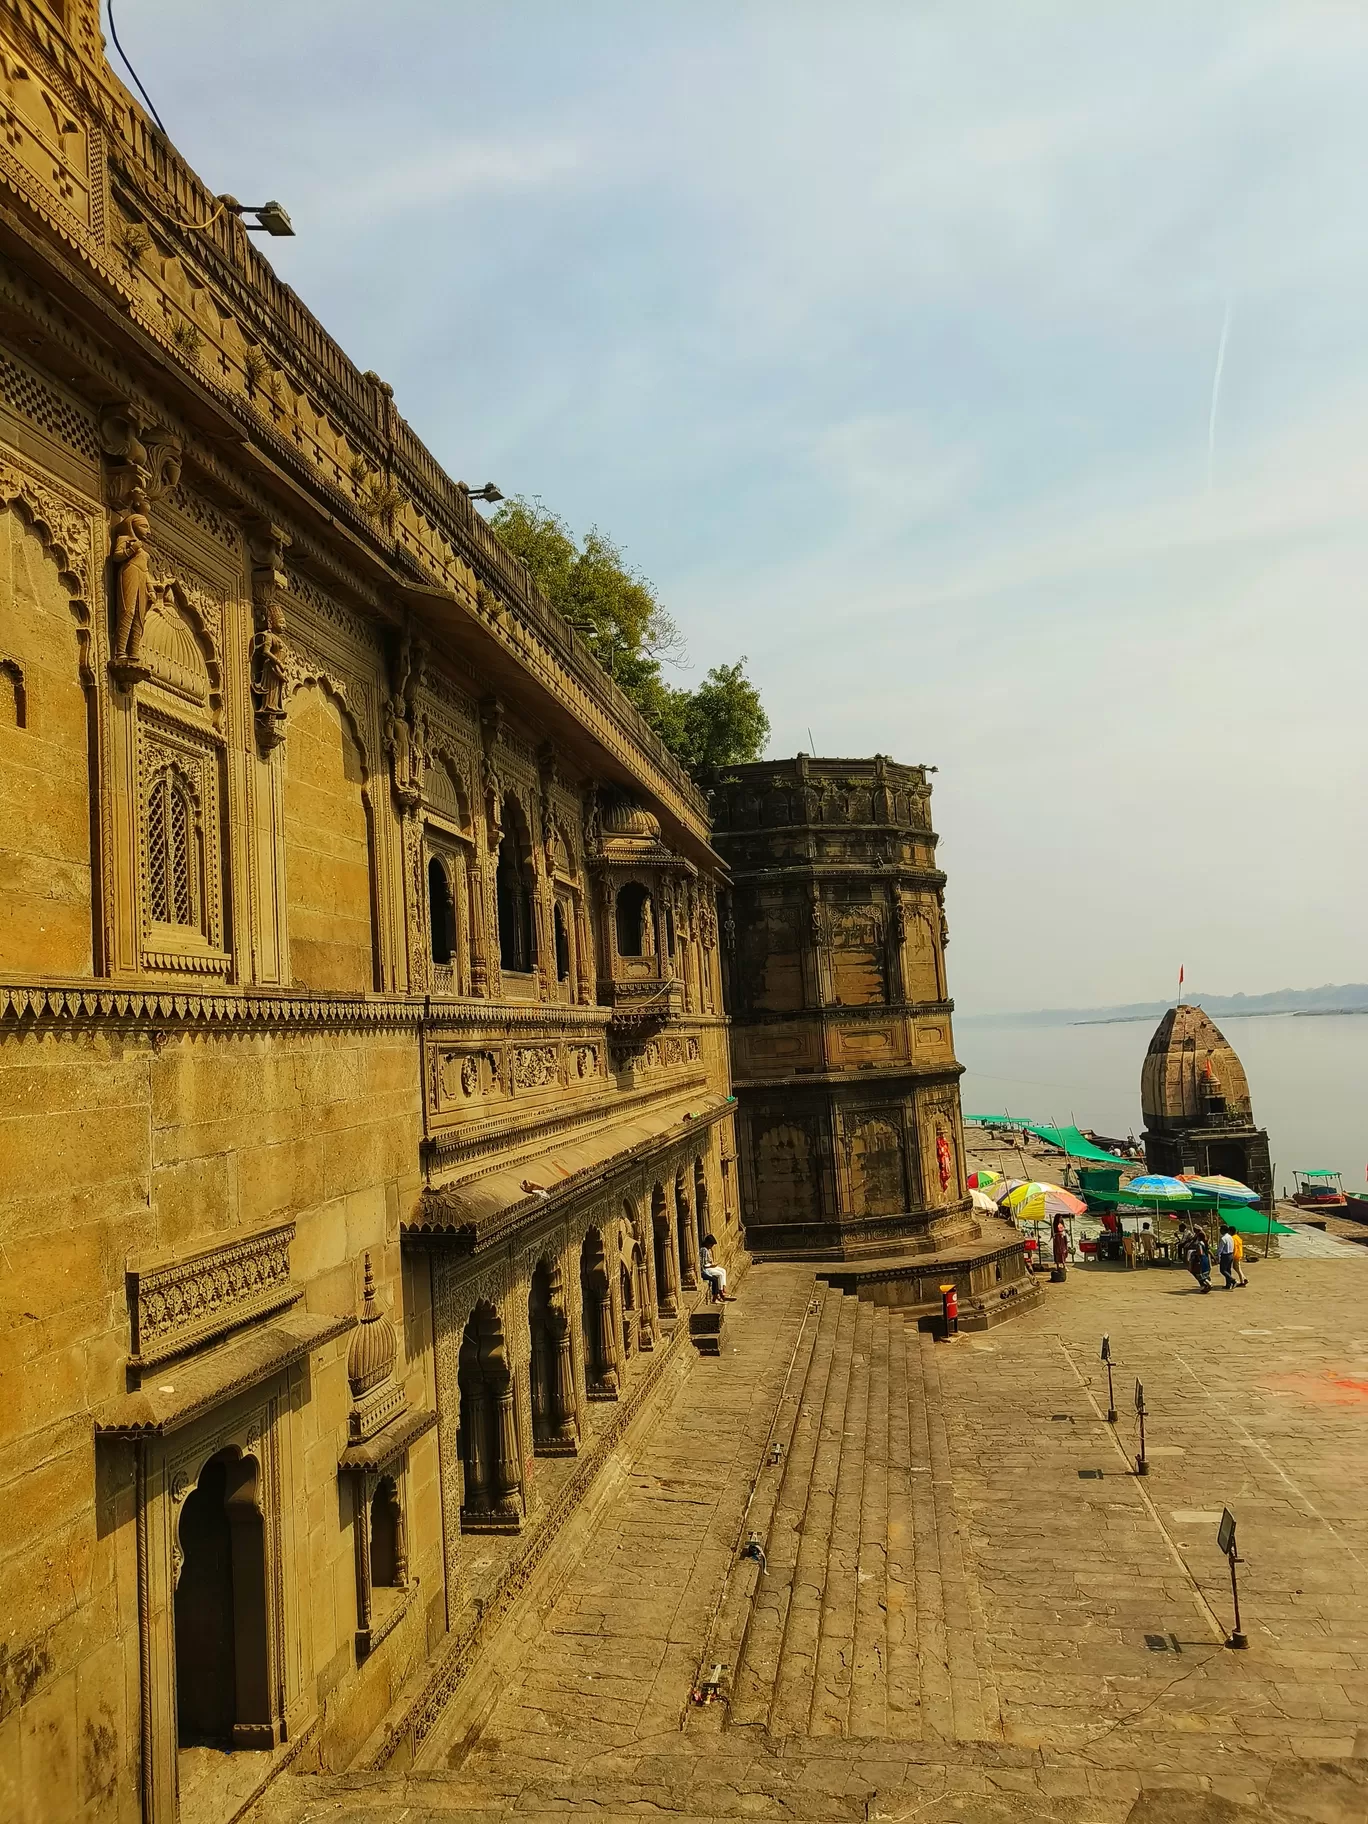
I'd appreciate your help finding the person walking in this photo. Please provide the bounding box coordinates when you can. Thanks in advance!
[1185,1230,1211,1293]
[1231,1225,1248,1287]
[1217,1223,1237,1290]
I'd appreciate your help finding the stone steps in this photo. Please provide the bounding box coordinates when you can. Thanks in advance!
[698,1293,1008,1745]
[719,1290,910,1739]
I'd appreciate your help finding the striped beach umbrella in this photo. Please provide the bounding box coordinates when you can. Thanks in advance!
[967,1169,1001,1190]
[1180,1174,1258,1203]
[997,1181,1087,1221]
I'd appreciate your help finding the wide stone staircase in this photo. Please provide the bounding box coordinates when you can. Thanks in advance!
[691,1283,997,1742]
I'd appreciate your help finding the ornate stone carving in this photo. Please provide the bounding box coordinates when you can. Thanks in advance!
[126,1219,298,1370]
[99,403,182,513]
[246,518,292,752]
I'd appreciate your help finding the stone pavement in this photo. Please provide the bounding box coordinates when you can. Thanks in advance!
[249,1251,1368,1823]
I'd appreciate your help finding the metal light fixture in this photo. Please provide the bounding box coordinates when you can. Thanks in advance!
[234,200,295,237]
[460,482,504,504]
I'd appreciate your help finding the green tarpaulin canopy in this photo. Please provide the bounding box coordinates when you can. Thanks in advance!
[966,1117,1125,1164]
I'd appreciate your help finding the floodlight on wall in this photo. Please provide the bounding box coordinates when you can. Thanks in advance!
[459,483,504,504]
[232,200,296,238]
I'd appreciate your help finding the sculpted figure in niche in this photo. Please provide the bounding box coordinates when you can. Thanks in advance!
[251,600,290,748]
[110,491,153,663]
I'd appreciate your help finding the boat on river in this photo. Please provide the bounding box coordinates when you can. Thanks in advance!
[1290,1168,1348,1210]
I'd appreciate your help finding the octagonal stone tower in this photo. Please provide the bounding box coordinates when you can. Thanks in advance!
[711,755,1033,1321]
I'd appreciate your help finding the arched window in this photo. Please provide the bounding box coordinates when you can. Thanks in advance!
[616,883,652,958]
[496,803,536,974]
[553,902,571,981]
[147,768,202,931]
[428,855,455,966]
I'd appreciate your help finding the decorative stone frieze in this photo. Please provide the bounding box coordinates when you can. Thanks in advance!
[126,1219,298,1370]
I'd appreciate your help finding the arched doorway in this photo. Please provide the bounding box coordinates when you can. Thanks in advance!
[675,1165,699,1290]
[528,1259,578,1455]
[174,1450,273,1748]
[651,1183,679,1318]
[458,1302,522,1531]
[579,1229,618,1400]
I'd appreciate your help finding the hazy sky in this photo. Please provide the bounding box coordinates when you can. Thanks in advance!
[118,3,1368,1011]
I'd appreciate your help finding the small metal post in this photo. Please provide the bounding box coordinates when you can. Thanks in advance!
[1101,1334,1117,1424]
[1218,1509,1247,1648]
[1134,1377,1149,1475]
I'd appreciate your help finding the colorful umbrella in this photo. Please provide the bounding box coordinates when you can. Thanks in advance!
[967,1169,1001,1190]
[1121,1174,1192,1204]
[997,1181,1087,1220]
[1180,1174,1259,1203]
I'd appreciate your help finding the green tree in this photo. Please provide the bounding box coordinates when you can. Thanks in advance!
[491,497,769,778]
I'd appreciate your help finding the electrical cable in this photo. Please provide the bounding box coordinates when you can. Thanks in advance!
[106,1,168,135]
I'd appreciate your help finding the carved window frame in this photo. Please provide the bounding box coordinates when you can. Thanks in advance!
[136,707,228,974]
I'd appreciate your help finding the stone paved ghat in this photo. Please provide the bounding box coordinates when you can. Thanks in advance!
[250,1255,1368,1822]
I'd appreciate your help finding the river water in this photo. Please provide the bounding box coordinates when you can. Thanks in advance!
[957,1012,1368,1197]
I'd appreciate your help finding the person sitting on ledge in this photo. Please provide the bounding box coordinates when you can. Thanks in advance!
[700,1234,735,1302]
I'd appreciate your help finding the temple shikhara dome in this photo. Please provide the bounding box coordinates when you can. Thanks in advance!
[1141,1004,1254,1131]
[1140,1004,1272,1207]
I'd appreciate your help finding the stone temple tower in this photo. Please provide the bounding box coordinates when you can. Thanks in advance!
[710,755,1033,1322]
[1141,1004,1273,1208]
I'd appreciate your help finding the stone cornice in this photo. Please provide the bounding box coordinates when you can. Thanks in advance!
[0,980,628,1036]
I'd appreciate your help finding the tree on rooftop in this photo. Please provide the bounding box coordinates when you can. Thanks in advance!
[491,497,769,779]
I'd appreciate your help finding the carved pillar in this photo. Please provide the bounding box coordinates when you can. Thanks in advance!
[573,895,594,1005]
[586,1281,618,1399]
[636,1249,655,1350]
[493,1379,521,1510]
[391,1487,409,1587]
[885,889,909,1003]
[460,1389,489,1516]
[551,1317,578,1446]
[676,1179,699,1291]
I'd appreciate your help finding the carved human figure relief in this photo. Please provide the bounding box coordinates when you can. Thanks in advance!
[110,495,153,664]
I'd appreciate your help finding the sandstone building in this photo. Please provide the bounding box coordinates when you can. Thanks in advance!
[710,756,1032,1321]
[1141,1003,1273,1208]
[0,6,738,1819]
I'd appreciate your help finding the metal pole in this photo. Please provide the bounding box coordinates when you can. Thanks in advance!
[1135,1379,1149,1475]
[1227,1547,1247,1649]
[1264,1161,1276,1260]
[1106,1358,1117,1425]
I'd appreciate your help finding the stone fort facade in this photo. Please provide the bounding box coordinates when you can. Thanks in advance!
[0,5,738,1819]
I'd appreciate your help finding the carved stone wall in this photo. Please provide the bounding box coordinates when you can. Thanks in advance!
[0,7,737,1812]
